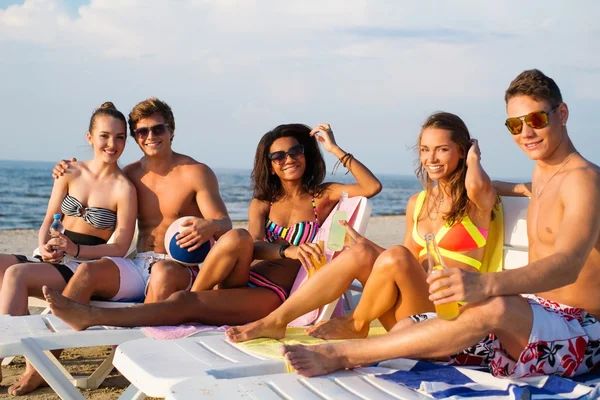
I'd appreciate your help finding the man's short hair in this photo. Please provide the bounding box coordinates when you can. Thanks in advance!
[505,69,563,107]
[128,97,176,138]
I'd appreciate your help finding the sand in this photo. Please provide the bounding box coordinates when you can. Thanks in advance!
[0,215,406,399]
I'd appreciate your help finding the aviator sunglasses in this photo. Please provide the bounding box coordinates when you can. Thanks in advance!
[133,123,170,138]
[504,105,560,135]
[268,144,305,165]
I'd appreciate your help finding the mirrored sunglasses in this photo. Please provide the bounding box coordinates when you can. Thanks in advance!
[504,105,559,135]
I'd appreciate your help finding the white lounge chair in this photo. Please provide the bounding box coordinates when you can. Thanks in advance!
[112,196,532,399]
[166,364,431,400]
[0,198,371,399]
[113,196,372,399]
[0,224,141,396]
[0,314,144,400]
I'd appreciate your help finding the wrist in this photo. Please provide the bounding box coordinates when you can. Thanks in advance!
[279,243,291,259]
[330,146,345,158]
[482,273,496,298]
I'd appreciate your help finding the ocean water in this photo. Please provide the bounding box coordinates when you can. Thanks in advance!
[0,160,422,230]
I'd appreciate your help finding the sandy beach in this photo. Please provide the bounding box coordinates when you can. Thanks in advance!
[0,215,405,399]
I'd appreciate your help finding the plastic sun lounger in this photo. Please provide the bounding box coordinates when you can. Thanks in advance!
[165,366,431,400]
[115,196,532,400]
[113,196,372,400]
[0,314,145,400]
[0,224,141,396]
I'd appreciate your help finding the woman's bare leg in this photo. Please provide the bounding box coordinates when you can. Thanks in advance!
[144,229,254,302]
[226,243,381,342]
[0,262,66,315]
[192,229,254,290]
[0,255,22,384]
[308,245,434,339]
[44,284,284,330]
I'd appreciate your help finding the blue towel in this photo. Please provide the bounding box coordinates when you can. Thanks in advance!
[376,360,600,399]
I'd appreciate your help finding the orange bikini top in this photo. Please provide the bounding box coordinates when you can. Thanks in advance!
[412,191,488,270]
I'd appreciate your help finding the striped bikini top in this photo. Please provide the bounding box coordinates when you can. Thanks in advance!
[412,191,488,270]
[264,196,320,246]
[60,194,117,230]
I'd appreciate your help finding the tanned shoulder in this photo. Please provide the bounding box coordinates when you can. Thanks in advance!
[60,160,83,183]
[172,153,206,170]
[123,160,143,180]
[562,163,600,197]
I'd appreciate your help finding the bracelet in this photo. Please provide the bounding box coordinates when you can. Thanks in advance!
[279,243,290,259]
[332,152,354,175]
[74,244,81,258]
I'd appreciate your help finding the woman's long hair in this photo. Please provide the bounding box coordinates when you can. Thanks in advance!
[414,112,472,226]
[252,124,326,202]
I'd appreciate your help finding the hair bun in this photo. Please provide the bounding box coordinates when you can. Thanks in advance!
[100,101,116,110]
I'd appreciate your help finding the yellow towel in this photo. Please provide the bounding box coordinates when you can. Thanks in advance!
[236,326,387,372]
[479,196,504,273]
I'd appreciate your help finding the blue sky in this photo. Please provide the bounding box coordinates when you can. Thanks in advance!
[1,0,599,180]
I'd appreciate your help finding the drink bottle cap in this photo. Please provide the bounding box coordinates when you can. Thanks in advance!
[53,214,61,220]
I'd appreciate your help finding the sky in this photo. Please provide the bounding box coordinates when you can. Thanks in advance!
[1,0,599,180]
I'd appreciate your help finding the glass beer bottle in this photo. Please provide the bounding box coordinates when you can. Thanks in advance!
[309,231,326,277]
[425,233,459,320]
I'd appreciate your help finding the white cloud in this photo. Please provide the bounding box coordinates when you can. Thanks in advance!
[0,0,599,178]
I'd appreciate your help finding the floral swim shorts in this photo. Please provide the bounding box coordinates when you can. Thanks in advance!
[411,295,600,378]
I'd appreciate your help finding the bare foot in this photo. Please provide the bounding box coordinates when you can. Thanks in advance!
[226,318,286,343]
[42,285,94,331]
[8,366,48,396]
[305,315,369,340]
[281,343,347,377]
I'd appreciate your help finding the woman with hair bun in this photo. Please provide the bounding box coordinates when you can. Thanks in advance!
[0,102,137,395]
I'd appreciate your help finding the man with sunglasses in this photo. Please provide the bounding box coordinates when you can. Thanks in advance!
[52,97,234,305]
[279,69,600,381]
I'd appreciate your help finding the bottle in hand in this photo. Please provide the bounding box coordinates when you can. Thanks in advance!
[425,233,459,320]
[49,214,67,250]
[327,192,348,252]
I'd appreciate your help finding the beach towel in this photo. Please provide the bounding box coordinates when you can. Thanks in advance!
[141,324,228,339]
[236,326,387,372]
[375,359,600,399]
[479,196,505,274]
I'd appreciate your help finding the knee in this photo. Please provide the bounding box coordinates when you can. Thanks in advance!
[71,262,100,281]
[4,264,26,284]
[346,242,379,268]
[215,228,253,251]
[166,290,194,306]
[147,261,177,286]
[373,245,416,275]
[468,296,512,330]
[4,263,41,286]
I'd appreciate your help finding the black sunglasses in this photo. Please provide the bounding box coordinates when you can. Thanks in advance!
[268,144,305,165]
[133,123,170,138]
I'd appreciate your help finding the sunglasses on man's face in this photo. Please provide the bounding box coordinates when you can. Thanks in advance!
[133,123,170,138]
[504,105,560,135]
[268,144,305,165]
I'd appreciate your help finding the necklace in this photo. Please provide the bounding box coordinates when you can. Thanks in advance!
[535,151,578,199]
[428,191,445,218]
